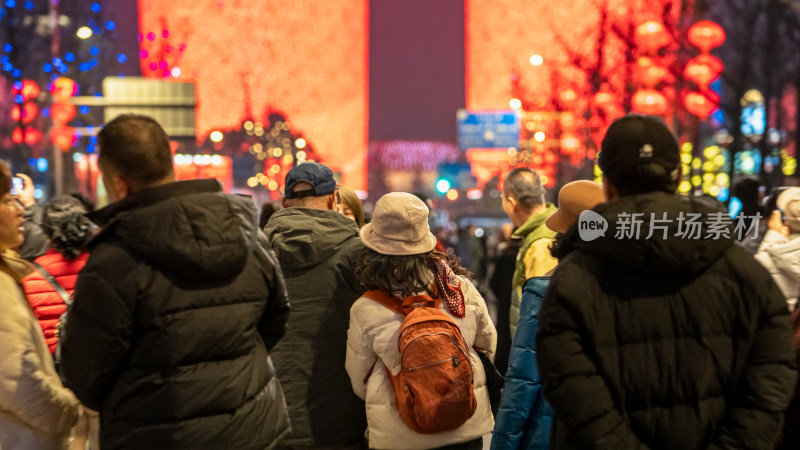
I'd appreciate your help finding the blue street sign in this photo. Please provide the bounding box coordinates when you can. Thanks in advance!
[457,109,520,151]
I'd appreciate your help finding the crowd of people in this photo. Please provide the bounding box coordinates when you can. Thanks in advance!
[0,113,798,450]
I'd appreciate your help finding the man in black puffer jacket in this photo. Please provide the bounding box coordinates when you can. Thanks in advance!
[62,114,291,449]
[537,114,797,449]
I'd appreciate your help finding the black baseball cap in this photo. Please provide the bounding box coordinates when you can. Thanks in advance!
[598,115,681,184]
[284,162,338,199]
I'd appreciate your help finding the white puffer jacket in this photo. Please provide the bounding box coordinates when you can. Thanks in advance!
[755,229,800,310]
[0,269,81,450]
[345,276,497,450]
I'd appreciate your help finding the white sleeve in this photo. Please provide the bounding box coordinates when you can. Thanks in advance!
[0,275,81,435]
[345,301,378,400]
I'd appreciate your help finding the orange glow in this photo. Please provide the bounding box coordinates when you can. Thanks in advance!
[138,0,368,190]
[446,189,459,201]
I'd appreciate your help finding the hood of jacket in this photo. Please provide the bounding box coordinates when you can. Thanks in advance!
[554,191,734,275]
[89,179,258,281]
[263,207,360,271]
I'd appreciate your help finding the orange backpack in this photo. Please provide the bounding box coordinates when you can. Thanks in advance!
[363,290,477,434]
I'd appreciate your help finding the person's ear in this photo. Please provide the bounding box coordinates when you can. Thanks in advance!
[506,194,518,211]
[602,174,618,201]
[281,197,289,208]
[112,175,131,201]
[326,192,336,211]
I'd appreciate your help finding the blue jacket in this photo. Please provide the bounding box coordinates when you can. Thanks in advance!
[491,277,553,450]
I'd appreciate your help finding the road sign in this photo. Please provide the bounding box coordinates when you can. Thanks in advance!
[457,109,520,151]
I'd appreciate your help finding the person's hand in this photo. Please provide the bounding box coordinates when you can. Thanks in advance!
[768,210,790,236]
[15,173,35,208]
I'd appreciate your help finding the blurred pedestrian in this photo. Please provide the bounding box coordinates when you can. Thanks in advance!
[501,168,557,337]
[0,161,83,449]
[259,201,282,229]
[264,162,368,449]
[337,183,365,228]
[537,114,797,449]
[755,187,800,310]
[487,223,519,375]
[346,192,496,449]
[492,180,604,450]
[62,114,291,449]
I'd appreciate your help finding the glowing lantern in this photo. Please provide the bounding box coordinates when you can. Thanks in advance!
[636,57,668,87]
[635,21,671,53]
[631,89,668,115]
[13,79,41,101]
[687,21,725,53]
[594,90,613,106]
[11,102,40,124]
[12,127,41,145]
[560,134,581,152]
[559,89,578,109]
[684,90,720,118]
[51,77,77,102]
[50,102,77,124]
[50,125,76,151]
[684,54,723,88]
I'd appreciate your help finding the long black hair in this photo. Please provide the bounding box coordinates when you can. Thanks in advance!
[355,249,471,299]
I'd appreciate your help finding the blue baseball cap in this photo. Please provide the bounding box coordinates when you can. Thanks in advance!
[284,162,337,199]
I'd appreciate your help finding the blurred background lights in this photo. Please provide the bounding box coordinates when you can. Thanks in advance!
[529,54,544,66]
[508,98,522,110]
[295,138,307,148]
[171,67,182,77]
[76,26,93,39]
[209,131,223,142]
[534,131,546,142]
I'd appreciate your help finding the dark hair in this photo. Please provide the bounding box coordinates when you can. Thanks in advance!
[42,196,93,261]
[70,193,96,213]
[610,162,679,196]
[355,249,471,299]
[98,114,174,188]
[259,201,281,229]
[0,161,23,289]
[733,177,761,205]
[504,168,545,209]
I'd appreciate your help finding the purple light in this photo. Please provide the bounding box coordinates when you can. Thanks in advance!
[140,49,149,59]
[147,32,156,41]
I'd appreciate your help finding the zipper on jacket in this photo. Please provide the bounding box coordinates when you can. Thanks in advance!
[407,355,458,372]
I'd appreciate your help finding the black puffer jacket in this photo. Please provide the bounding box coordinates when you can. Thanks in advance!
[537,192,797,449]
[62,180,291,449]
[264,207,367,449]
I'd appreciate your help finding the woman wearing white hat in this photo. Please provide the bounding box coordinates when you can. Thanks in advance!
[345,192,496,450]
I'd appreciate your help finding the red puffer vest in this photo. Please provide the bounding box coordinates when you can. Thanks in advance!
[22,249,89,354]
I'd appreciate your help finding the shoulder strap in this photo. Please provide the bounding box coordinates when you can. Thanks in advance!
[32,262,72,306]
[362,290,439,317]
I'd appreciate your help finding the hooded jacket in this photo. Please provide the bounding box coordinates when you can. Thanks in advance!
[537,192,797,449]
[263,207,368,449]
[755,230,800,310]
[345,275,497,449]
[61,179,291,450]
[0,262,81,450]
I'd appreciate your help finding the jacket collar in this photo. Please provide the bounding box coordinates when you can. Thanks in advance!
[89,179,222,227]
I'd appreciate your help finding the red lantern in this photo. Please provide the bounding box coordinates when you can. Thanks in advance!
[688,21,725,53]
[636,57,668,87]
[684,90,720,118]
[50,102,77,124]
[631,89,668,115]
[11,102,40,124]
[12,127,41,145]
[560,134,581,153]
[559,89,578,109]
[684,54,723,88]
[51,77,77,102]
[635,21,671,53]
[13,79,41,101]
[50,125,76,151]
[594,90,613,107]
[23,128,42,146]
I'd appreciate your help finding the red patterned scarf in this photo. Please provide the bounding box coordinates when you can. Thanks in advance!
[429,258,466,318]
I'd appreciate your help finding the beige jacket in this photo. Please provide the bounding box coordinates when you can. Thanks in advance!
[0,268,81,450]
[345,276,497,449]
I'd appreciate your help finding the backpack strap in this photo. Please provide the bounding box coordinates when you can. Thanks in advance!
[32,262,72,306]
[362,290,439,317]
